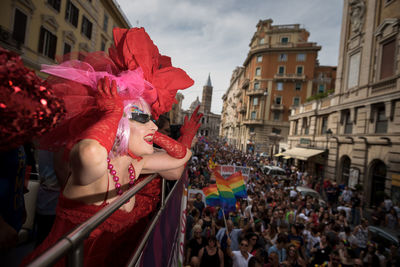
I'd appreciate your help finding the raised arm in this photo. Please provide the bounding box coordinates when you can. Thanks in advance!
[141,131,192,173]
[70,77,123,185]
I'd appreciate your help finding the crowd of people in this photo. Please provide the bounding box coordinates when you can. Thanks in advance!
[184,139,400,267]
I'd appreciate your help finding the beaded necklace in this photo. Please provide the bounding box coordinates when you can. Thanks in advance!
[107,157,137,196]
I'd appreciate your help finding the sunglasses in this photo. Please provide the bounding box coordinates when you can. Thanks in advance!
[129,113,155,124]
[240,243,248,247]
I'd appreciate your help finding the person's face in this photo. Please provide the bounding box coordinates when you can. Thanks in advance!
[250,236,257,244]
[128,105,158,156]
[288,246,296,256]
[239,241,249,253]
[194,229,202,237]
[208,238,216,247]
[269,253,278,264]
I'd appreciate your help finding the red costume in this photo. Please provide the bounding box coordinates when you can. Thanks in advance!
[22,28,199,266]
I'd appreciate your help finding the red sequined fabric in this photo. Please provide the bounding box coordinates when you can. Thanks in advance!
[0,47,65,151]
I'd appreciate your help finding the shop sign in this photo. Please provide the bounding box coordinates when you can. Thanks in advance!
[300,138,311,145]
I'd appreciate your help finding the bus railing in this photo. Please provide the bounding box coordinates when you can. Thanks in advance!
[27,173,159,267]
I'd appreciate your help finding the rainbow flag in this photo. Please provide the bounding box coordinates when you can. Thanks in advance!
[202,184,220,207]
[226,171,247,199]
[214,171,236,213]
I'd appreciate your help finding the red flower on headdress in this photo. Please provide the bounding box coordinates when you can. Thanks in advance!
[109,28,194,119]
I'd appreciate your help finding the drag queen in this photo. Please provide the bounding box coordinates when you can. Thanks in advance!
[23,27,198,266]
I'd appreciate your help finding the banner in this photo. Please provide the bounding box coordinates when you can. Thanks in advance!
[188,189,205,204]
[139,171,188,267]
[213,165,250,182]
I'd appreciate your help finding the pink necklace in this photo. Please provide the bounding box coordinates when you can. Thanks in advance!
[107,157,137,195]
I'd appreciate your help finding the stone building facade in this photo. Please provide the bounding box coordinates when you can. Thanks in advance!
[220,19,335,155]
[287,0,400,206]
[0,0,130,74]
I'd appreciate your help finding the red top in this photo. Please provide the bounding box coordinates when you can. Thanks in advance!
[22,175,161,267]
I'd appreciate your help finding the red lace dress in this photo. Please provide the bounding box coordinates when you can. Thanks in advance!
[22,175,161,267]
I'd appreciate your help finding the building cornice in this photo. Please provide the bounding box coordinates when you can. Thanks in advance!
[243,45,321,66]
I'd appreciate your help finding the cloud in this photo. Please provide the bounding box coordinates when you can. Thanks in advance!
[117,0,342,114]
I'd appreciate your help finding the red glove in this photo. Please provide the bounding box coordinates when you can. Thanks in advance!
[76,77,123,152]
[153,131,187,159]
[178,105,203,148]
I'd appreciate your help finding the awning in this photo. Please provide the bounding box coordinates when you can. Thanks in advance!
[274,153,284,157]
[282,147,325,161]
[283,156,291,159]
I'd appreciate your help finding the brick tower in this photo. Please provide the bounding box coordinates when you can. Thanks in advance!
[200,74,213,114]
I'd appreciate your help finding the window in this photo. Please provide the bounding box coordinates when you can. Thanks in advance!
[253,97,259,106]
[281,37,289,43]
[63,43,71,55]
[278,66,285,74]
[202,117,204,123]
[251,111,257,120]
[277,82,283,91]
[257,55,263,62]
[303,118,309,135]
[295,83,302,91]
[297,53,306,61]
[347,52,360,89]
[47,0,61,11]
[294,120,298,135]
[318,84,325,93]
[254,82,260,90]
[321,117,328,135]
[272,128,281,134]
[81,16,93,39]
[38,27,57,59]
[380,39,395,80]
[273,111,280,121]
[103,14,109,32]
[375,107,388,133]
[255,67,261,76]
[344,111,352,134]
[250,127,255,133]
[205,130,208,136]
[296,66,303,75]
[278,53,287,61]
[101,40,106,51]
[12,9,27,44]
[293,97,300,106]
[259,38,265,44]
[65,0,79,27]
[275,96,282,105]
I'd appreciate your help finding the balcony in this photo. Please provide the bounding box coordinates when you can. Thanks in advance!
[271,103,284,111]
[243,119,263,125]
[274,73,306,81]
[246,89,266,96]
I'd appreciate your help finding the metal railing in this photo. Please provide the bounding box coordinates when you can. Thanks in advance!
[27,173,159,267]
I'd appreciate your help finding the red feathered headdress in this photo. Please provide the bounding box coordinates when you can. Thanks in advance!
[109,28,194,119]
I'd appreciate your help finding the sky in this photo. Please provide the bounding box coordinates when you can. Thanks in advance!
[117,0,344,115]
